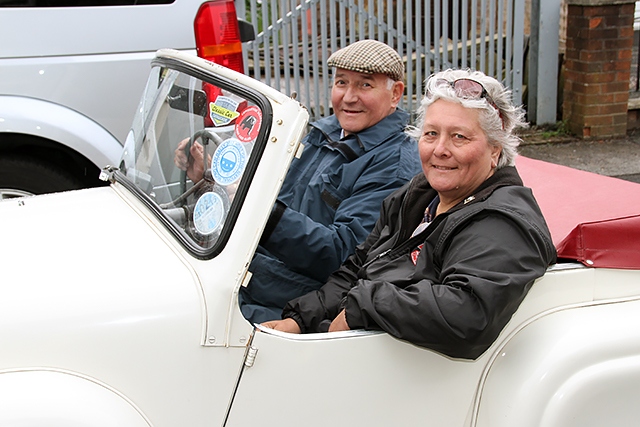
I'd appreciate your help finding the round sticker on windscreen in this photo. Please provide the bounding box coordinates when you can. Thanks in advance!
[235,105,262,143]
[193,191,226,236]
[211,138,247,186]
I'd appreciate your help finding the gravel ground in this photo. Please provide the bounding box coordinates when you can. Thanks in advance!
[518,129,640,184]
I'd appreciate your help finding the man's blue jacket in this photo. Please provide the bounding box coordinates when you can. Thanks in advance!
[261,108,421,282]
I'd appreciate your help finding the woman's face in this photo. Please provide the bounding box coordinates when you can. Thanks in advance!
[419,99,502,208]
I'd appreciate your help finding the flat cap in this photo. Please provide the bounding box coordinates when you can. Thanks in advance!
[327,39,404,82]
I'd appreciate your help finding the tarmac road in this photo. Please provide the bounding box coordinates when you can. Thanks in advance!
[518,131,640,184]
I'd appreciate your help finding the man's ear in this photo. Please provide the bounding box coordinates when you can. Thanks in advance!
[391,81,405,106]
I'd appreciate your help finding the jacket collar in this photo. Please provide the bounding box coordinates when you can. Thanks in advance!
[309,108,410,153]
[405,165,524,218]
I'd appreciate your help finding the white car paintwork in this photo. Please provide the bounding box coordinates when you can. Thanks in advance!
[0,370,151,427]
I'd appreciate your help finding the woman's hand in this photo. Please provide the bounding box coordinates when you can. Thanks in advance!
[261,311,350,334]
[328,309,350,332]
[261,318,302,334]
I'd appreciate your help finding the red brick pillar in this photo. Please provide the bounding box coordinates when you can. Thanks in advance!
[563,0,635,138]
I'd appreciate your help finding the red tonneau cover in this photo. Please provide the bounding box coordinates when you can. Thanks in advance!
[516,156,640,269]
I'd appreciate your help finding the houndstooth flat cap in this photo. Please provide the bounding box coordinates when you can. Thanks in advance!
[327,39,405,82]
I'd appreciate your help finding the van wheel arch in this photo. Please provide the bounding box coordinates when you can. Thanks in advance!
[0,133,107,196]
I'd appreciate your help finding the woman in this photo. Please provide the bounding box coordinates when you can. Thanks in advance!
[263,69,557,359]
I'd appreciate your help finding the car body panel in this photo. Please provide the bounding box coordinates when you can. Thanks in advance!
[0,370,152,427]
[228,329,482,426]
[0,185,246,425]
[476,297,640,427]
[229,266,640,427]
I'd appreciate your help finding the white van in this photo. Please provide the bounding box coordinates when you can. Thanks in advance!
[0,0,253,198]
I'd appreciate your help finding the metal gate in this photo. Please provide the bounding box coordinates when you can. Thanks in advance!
[238,0,525,122]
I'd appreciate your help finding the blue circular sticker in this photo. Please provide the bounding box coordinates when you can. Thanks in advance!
[193,191,226,236]
[211,138,247,186]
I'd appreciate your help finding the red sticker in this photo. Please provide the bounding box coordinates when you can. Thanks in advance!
[235,106,262,142]
[411,244,424,265]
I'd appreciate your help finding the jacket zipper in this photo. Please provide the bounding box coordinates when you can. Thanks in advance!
[361,248,392,270]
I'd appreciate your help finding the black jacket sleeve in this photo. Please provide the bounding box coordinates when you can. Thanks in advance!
[282,209,386,333]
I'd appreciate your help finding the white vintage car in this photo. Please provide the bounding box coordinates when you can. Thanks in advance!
[1,49,640,427]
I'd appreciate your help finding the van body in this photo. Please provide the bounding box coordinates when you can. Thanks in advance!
[0,0,252,197]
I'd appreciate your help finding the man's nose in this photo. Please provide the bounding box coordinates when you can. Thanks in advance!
[342,84,358,102]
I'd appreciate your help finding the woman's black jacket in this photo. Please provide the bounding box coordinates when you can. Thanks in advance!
[282,166,558,359]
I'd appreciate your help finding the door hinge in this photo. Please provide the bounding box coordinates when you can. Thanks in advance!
[244,346,258,368]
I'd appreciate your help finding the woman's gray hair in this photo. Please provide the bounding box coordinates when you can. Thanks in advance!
[406,69,527,168]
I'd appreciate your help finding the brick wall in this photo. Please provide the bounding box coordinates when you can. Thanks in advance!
[563,0,635,138]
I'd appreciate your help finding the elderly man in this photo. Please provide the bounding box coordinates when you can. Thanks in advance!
[240,39,422,324]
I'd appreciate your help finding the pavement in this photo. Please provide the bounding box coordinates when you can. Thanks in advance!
[518,129,640,184]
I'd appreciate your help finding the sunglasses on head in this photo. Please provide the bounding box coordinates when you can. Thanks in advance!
[430,78,504,129]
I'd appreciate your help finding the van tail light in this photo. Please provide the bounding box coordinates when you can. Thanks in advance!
[194,0,245,73]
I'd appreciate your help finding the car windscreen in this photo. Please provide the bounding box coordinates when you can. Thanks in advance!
[118,61,271,258]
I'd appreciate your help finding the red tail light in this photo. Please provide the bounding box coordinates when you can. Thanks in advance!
[194,0,245,73]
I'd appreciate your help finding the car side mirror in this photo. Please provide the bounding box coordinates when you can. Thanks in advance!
[238,19,256,43]
[167,85,208,117]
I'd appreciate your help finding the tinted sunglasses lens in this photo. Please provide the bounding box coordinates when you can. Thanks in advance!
[452,79,484,98]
